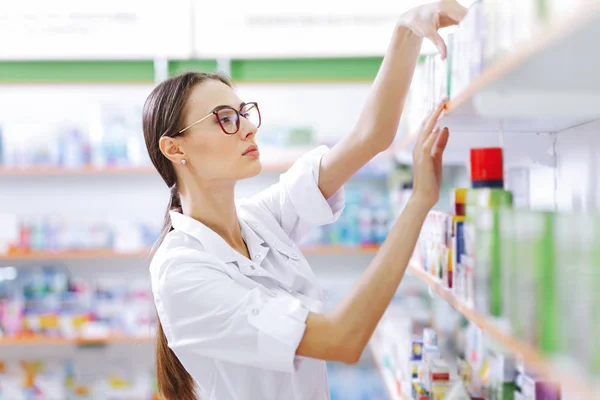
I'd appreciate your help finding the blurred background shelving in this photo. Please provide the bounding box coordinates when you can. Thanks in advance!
[2,0,600,399]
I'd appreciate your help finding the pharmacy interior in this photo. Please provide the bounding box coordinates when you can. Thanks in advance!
[1,0,599,399]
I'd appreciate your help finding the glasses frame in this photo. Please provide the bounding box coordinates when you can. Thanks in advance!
[176,102,261,136]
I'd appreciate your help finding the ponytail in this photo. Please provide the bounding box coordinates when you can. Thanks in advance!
[154,187,198,400]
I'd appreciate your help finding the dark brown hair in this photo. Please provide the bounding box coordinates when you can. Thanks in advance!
[142,72,232,400]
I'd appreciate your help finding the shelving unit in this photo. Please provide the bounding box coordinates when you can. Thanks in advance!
[396,4,600,162]
[0,335,153,346]
[408,264,598,400]
[369,340,409,400]
[0,162,295,176]
[0,245,380,261]
[0,250,150,260]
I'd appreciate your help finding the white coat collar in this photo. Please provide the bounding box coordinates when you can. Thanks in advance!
[169,210,257,264]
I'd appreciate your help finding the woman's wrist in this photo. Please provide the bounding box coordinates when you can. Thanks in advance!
[406,194,434,219]
[394,20,422,41]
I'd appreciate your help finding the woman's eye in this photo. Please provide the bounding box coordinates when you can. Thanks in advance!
[220,116,232,124]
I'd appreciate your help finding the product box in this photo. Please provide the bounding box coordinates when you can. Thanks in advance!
[521,375,561,400]
[593,216,600,377]
[499,209,516,325]
[554,212,599,376]
[467,189,513,316]
[451,188,468,217]
[410,338,424,364]
[512,210,557,353]
[412,382,430,400]
[446,215,466,289]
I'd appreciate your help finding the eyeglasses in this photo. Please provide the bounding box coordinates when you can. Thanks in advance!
[178,102,261,135]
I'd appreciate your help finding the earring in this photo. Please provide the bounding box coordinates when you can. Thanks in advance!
[181,159,187,165]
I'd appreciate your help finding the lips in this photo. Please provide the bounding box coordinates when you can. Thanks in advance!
[242,145,259,156]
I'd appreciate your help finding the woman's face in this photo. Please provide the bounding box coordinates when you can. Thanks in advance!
[167,79,262,182]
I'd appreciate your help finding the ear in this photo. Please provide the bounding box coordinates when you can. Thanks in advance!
[159,136,186,164]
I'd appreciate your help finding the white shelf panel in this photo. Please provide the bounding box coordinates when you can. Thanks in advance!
[396,3,600,164]
[445,3,600,132]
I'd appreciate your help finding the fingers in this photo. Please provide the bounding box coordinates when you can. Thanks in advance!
[428,30,447,59]
[423,127,441,155]
[415,99,446,149]
[442,0,468,24]
[432,127,449,158]
[424,99,447,134]
[423,126,449,159]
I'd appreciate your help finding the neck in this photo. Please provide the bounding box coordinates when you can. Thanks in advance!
[179,179,244,250]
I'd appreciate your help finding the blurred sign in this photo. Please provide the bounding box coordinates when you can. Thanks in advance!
[193,0,431,58]
[0,0,193,60]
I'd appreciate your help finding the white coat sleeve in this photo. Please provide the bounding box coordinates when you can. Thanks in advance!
[248,145,345,242]
[152,248,309,373]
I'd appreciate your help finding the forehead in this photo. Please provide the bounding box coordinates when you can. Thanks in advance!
[185,79,242,120]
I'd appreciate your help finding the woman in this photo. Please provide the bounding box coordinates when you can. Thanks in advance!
[143,2,466,399]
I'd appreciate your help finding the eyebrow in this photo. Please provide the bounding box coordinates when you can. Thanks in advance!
[209,102,246,113]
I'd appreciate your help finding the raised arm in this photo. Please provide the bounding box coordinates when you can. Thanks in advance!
[298,100,450,363]
[318,0,466,199]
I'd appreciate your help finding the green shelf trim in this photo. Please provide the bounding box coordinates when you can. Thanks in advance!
[229,57,383,82]
[0,61,155,83]
[0,57,385,84]
[168,60,218,77]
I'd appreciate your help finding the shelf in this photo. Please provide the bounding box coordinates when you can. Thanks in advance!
[447,4,600,132]
[0,249,150,260]
[396,4,600,162]
[369,340,410,400]
[0,335,154,346]
[0,162,294,176]
[0,246,379,261]
[0,165,157,176]
[408,264,599,400]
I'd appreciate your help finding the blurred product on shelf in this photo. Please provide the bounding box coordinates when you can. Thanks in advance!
[0,214,160,255]
[412,180,600,385]
[0,266,154,340]
[327,363,389,400]
[256,124,317,165]
[465,188,513,317]
[470,148,504,189]
[0,104,150,169]
[501,209,556,353]
[300,185,391,248]
[373,298,563,400]
[0,358,158,400]
[553,213,600,378]
[406,0,586,130]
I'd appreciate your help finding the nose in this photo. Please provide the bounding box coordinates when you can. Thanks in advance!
[238,117,257,140]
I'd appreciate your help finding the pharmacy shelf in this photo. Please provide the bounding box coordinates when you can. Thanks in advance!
[0,249,150,260]
[408,264,599,400]
[369,340,410,400]
[0,246,379,261]
[396,3,600,163]
[0,335,154,346]
[446,4,600,132]
[0,162,294,176]
[0,165,157,176]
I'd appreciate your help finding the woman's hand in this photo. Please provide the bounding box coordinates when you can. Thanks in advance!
[398,0,468,59]
[411,100,449,210]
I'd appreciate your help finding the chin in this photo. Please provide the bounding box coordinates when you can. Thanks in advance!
[239,161,262,179]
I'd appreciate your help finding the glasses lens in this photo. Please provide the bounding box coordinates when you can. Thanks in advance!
[216,108,239,134]
[241,103,261,128]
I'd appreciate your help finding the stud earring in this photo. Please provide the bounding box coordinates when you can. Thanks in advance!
[181,159,187,165]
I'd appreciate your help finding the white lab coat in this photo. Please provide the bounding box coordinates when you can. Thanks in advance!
[150,146,345,400]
